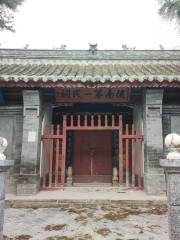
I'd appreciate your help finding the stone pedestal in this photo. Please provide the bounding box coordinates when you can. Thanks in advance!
[160,158,180,240]
[0,160,14,240]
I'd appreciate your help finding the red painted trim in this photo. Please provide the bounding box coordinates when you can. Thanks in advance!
[1,80,180,88]
[42,135,63,139]
[66,126,120,130]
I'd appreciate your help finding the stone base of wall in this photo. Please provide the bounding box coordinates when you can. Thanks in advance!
[144,169,166,195]
[5,173,40,195]
[17,174,40,195]
[5,173,19,194]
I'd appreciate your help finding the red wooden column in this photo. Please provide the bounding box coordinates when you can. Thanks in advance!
[118,115,123,185]
[49,125,54,187]
[131,124,135,187]
[125,124,129,187]
[137,128,142,189]
[42,125,48,188]
[55,125,60,187]
[61,115,67,187]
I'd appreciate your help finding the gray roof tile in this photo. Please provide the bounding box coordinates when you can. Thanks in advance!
[0,63,180,82]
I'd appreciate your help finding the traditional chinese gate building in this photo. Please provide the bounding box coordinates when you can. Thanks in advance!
[1,48,180,195]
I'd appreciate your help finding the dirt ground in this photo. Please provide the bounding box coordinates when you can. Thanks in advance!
[3,206,168,240]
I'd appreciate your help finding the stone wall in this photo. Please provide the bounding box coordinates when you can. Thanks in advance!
[143,89,165,194]
[143,95,180,194]
[17,90,42,195]
[0,106,23,193]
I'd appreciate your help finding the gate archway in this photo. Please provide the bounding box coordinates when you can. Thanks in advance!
[41,114,143,189]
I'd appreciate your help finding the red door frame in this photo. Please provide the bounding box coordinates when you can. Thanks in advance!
[41,114,143,189]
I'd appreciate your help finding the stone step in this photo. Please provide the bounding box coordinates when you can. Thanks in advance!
[5,198,167,209]
[64,185,130,192]
[72,183,112,187]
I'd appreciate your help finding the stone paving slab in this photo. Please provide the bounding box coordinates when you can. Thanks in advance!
[3,206,169,240]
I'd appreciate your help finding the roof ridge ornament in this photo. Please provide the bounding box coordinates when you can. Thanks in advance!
[89,43,98,55]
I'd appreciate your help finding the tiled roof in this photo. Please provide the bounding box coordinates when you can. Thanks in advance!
[1,49,180,84]
[0,63,180,83]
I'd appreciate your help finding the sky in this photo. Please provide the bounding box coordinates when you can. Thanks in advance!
[0,0,180,50]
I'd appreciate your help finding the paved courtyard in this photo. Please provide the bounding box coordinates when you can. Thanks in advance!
[3,205,168,240]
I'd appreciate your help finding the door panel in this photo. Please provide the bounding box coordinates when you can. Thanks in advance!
[73,131,91,175]
[73,131,113,182]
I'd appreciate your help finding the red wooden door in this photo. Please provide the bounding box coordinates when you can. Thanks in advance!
[73,131,113,183]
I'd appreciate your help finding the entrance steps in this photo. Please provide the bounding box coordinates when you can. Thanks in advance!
[5,189,167,209]
[72,184,112,187]
[64,185,128,193]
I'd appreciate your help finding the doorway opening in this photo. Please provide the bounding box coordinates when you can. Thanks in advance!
[41,103,143,189]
